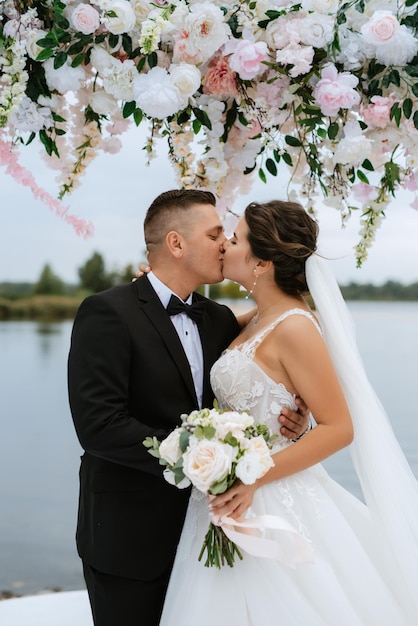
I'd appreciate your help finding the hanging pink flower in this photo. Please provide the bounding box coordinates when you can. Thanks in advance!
[313,64,360,117]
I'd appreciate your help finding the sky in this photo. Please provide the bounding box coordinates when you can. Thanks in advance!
[1,124,418,286]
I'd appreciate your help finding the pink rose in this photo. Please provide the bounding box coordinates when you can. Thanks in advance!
[202,55,238,97]
[362,96,395,129]
[228,40,268,81]
[313,64,360,117]
[361,11,399,45]
[70,3,100,35]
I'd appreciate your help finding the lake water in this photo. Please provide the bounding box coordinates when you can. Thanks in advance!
[1,302,417,596]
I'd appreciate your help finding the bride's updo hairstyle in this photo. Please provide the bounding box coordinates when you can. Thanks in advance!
[244,200,318,296]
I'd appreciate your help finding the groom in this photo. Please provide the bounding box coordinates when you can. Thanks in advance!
[68,189,308,626]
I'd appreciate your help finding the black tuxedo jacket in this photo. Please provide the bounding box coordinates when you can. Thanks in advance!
[68,276,240,580]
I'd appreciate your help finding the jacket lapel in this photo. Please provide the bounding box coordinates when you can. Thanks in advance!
[134,276,198,406]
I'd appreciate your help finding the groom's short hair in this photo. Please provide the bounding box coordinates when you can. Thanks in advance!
[144,189,216,249]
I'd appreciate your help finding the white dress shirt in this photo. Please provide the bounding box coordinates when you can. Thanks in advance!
[147,271,204,408]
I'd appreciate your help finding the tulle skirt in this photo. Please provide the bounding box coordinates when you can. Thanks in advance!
[160,464,410,626]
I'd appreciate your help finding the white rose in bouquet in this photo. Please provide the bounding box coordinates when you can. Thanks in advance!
[159,429,182,466]
[182,439,234,493]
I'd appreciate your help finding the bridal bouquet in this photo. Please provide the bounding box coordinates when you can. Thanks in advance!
[143,403,276,568]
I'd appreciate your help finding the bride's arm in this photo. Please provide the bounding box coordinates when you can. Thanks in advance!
[210,316,353,520]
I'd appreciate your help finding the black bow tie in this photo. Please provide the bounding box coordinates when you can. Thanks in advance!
[166,295,206,323]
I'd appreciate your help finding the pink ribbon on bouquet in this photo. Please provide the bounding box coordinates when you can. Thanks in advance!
[218,514,315,568]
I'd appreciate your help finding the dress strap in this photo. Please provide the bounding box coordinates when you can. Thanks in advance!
[242,308,322,360]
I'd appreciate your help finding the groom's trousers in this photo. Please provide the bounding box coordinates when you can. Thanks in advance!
[83,560,172,626]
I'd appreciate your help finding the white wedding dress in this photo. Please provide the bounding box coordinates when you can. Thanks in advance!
[159,309,411,626]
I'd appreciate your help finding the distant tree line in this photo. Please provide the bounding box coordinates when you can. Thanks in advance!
[0,251,417,320]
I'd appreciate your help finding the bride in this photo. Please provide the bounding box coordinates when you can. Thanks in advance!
[159,200,418,625]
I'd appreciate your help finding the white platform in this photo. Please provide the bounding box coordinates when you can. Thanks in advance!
[0,590,92,626]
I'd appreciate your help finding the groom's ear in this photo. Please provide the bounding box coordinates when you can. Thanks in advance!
[166,231,184,258]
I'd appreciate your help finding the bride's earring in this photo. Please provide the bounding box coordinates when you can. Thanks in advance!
[245,268,258,300]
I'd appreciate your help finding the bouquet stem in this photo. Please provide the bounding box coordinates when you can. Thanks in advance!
[198,522,243,568]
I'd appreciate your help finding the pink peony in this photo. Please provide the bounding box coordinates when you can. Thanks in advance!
[313,64,360,117]
[202,55,238,97]
[228,40,268,81]
[362,96,395,129]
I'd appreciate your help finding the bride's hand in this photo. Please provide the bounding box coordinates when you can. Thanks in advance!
[209,481,257,521]
[132,263,151,282]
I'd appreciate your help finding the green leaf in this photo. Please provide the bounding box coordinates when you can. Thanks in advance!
[39,130,53,156]
[192,118,202,134]
[54,51,68,69]
[384,160,401,194]
[36,48,54,62]
[147,51,158,68]
[266,158,278,176]
[133,108,143,126]
[282,152,293,166]
[327,122,339,140]
[361,158,374,171]
[179,430,191,453]
[412,83,418,98]
[193,107,212,130]
[413,111,418,130]
[284,135,302,147]
[202,426,216,440]
[403,98,413,119]
[122,101,136,118]
[71,53,85,68]
[109,33,120,49]
[68,40,85,55]
[356,169,369,184]
[258,167,267,183]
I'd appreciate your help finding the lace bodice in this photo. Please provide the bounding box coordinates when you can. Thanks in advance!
[210,308,321,448]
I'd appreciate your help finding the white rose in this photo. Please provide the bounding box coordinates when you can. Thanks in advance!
[90,89,119,115]
[182,440,234,493]
[300,14,335,48]
[70,3,100,34]
[360,10,399,45]
[169,63,201,104]
[159,429,182,466]
[25,29,47,61]
[235,452,262,485]
[247,436,275,476]
[133,66,183,119]
[43,57,86,93]
[102,0,136,35]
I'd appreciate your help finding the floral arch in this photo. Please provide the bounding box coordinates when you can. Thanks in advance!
[1,0,418,264]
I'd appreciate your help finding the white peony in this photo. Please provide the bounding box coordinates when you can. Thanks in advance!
[182,439,234,493]
[102,0,136,35]
[133,66,183,119]
[102,59,136,101]
[159,429,183,466]
[43,57,86,93]
[183,2,230,62]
